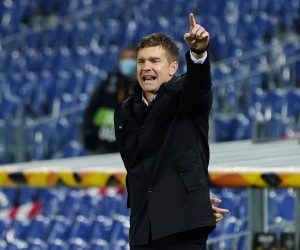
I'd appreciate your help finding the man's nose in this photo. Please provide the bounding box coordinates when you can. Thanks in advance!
[142,61,151,70]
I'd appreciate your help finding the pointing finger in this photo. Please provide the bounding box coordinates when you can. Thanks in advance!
[189,13,197,30]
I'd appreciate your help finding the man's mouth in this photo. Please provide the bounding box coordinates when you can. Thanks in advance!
[142,75,156,83]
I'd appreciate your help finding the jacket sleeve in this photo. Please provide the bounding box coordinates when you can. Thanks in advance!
[179,51,213,117]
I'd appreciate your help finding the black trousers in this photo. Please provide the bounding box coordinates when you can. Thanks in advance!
[131,228,208,250]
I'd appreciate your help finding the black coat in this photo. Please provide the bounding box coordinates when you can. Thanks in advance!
[114,52,216,246]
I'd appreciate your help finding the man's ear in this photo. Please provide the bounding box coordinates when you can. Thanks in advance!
[169,61,179,76]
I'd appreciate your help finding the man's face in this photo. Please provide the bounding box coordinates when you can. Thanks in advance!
[136,46,178,94]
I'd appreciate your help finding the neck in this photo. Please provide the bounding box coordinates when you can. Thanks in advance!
[144,92,155,104]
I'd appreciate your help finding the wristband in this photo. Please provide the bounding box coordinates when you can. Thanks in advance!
[190,43,210,54]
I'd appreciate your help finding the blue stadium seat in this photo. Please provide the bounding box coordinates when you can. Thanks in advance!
[89,217,108,241]
[228,113,251,140]
[76,192,102,217]
[278,189,295,222]
[264,89,287,116]
[69,238,90,250]
[6,239,28,250]
[48,239,68,250]
[26,215,50,242]
[90,239,109,250]
[0,95,20,120]
[265,116,286,140]
[28,239,48,250]
[109,220,129,247]
[0,219,9,239]
[219,216,243,250]
[287,89,300,118]
[213,113,231,142]
[219,189,240,217]
[47,216,72,242]
[16,187,36,204]
[57,191,81,219]
[68,215,91,240]
[268,189,287,224]
[63,140,87,158]
[0,187,16,209]
[39,189,61,216]
[9,220,30,240]
[0,239,7,249]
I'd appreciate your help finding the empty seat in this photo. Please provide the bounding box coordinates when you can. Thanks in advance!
[218,216,243,250]
[47,216,71,242]
[287,89,300,118]
[48,239,68,250]
[8,220,30,241]
[89,217,109,241]
[6,239,28,250]
[68,215,91,240]
[90,239,109,250]
[27,239,48,250]
[26,215,50,242]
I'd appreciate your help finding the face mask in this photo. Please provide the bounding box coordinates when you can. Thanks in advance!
[119,58,136,77]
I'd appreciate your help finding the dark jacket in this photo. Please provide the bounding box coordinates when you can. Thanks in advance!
[82,72,136,153]
[114,52,215,246]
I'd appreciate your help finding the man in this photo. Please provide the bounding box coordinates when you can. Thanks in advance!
[114,14,228,249]
[82,47,137,154]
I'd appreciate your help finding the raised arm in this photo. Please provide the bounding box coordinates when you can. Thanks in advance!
[180,13,212,116]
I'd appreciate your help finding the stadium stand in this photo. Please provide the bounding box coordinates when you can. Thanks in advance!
[1,0,300,249]
[0,139,299,249]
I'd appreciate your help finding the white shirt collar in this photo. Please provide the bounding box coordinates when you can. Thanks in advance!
[142,93,156,106]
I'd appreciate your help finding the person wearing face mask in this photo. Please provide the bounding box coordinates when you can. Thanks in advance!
[81,47,137,154]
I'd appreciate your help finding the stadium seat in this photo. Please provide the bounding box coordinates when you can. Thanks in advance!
[6,239,28,250]
[9,219,30,240]
[278,189,295,222]
[89,217,109,241]
[26,215,50,242]
[218,216,243,250]
[28,239,48,250]
[90,239,110,250]
[57,191,81,219]
[0,188,16,208]
[264,89,287,116]
[47,216,72,242]
[76,192,102,217]
[213,113,231,142]
[0,239,7,249]
[39,189,61,216]
[287,89,300,118]
[62,140,87,158]
[48,239,68,250]
[109,220,129,246]
[68,215,91,240]
[228,113,251,141]
[69,238,90,250]
[0,219,9,239]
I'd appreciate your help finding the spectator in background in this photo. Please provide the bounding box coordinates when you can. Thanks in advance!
[81,47,137,154]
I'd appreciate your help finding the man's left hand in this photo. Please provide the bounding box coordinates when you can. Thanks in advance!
[211,197,230,224]
[184,13,210,52]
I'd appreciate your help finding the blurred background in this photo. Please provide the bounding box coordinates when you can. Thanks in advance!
[0,0,300,249]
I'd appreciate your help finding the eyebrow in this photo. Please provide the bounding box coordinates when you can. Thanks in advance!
[137,56,161,61]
